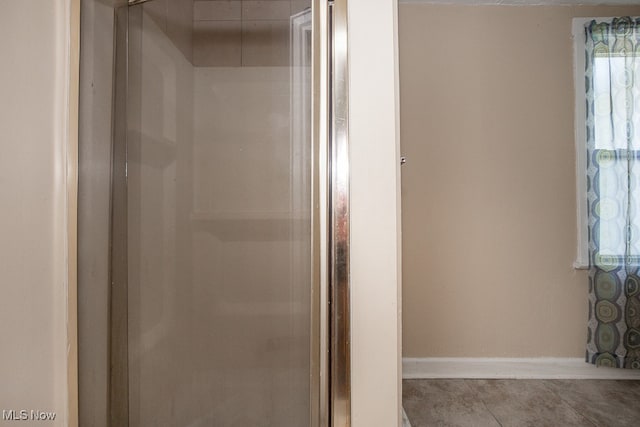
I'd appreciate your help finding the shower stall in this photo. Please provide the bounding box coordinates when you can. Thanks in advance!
[79,0,350,425]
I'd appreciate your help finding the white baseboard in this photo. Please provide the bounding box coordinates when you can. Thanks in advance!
[403,357,640,380]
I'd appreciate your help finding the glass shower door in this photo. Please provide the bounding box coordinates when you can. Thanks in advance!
[112,1,314,425]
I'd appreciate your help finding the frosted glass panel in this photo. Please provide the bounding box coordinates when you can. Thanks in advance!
[123,1,312,425]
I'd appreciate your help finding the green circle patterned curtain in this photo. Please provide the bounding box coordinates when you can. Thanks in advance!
[585,17,640,369]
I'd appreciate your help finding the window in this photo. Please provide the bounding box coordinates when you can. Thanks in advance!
[574,17,640,269]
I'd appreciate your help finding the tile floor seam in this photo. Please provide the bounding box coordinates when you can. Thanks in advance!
[462,380,504,427]
[539,380,600,427]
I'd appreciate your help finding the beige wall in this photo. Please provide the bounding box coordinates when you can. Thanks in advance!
[0,0,77,424]
[400,4,640,358]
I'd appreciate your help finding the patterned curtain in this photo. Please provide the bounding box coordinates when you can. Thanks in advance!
[586,17,640,369]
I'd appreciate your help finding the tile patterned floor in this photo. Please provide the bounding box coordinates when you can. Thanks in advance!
[403,379,640,427]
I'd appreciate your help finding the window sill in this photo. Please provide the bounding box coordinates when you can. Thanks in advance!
[573,261,589,270]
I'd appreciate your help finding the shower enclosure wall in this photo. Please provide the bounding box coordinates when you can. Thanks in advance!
[118,1,314,425]
[77,0,347,425]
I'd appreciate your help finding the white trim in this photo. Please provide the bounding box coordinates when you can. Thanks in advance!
[403,358,640,379]
[573,18,590,270]
[59,0,80,424]
[349,0,402,425]
[571,16,635,270]
[399,0,640,5]
[66,0,80,423]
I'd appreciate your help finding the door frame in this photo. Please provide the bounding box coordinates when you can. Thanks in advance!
[347,0,402,425]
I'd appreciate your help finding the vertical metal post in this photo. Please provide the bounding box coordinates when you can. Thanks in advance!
[311,0,330,426]
[328,0,350,425]
[109,5,130,426]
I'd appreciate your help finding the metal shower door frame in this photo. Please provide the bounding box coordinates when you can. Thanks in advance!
[313,0,350,426]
